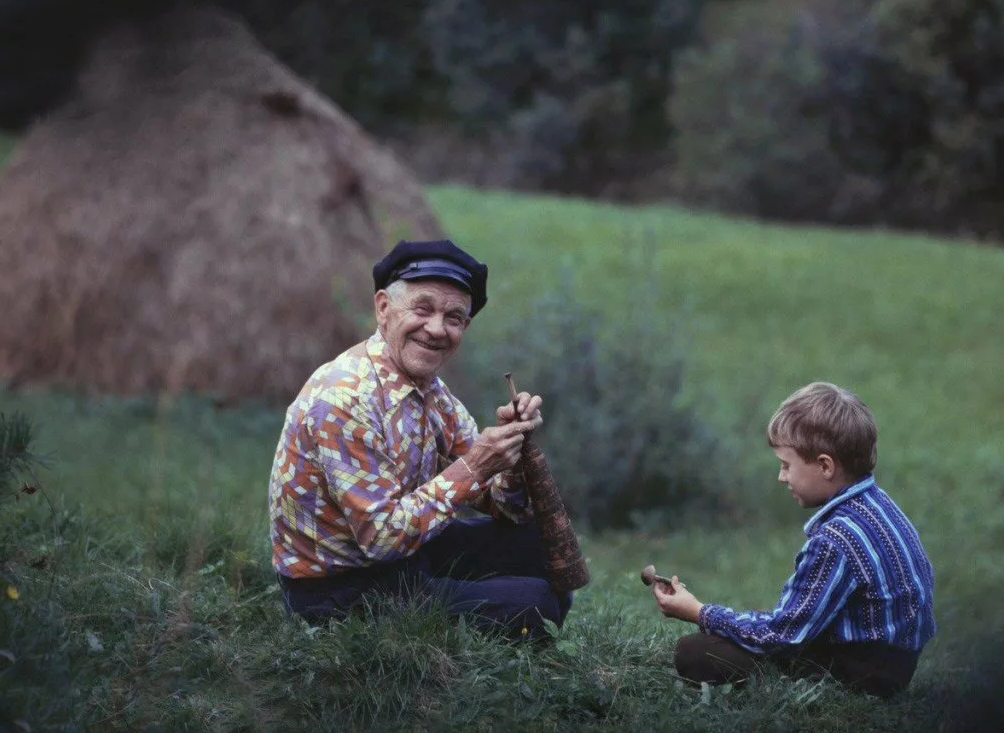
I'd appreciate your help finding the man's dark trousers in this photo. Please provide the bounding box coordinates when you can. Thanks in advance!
[277,516,573,640]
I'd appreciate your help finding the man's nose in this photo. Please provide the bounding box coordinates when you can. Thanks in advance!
[424,314,447,337]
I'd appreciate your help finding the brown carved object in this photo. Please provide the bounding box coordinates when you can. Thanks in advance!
[505,373,590,593]
[640,564,672,586]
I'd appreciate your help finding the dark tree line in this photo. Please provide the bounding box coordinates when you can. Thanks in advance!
[671,0,1004,239]
[0,0,706,196]
[2,0,1003,238]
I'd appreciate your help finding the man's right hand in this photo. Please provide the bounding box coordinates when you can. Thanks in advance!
[461,420,536,482]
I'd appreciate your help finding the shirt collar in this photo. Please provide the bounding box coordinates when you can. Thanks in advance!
[365,330,448,411]
[803,474,876,536]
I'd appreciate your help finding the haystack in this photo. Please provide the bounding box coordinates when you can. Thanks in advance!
[0,7,442,402]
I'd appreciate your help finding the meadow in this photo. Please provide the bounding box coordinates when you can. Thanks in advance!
[3,184,1004,732]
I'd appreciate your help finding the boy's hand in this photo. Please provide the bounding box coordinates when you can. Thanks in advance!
[652,576,704,624]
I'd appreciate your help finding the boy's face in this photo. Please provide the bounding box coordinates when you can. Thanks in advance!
[773,446,838,509]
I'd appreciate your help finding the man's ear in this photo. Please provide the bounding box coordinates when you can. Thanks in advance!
[816,454,837,479]
[374,290,391,328]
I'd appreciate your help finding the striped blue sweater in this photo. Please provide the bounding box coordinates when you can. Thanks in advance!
[699,476,936,654]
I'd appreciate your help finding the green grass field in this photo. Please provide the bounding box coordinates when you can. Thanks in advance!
[3,185,1003,731]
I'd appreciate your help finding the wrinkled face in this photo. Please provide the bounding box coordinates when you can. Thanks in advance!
[773,446,835,509]
[375,279,471,387]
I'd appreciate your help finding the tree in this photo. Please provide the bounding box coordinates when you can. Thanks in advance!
[822,0,1004,237]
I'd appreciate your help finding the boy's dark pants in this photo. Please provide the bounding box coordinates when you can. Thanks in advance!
[277,517,572,640]
[675,632,920,698]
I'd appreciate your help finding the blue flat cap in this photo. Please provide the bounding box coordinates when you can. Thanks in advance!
[372,239,488,317]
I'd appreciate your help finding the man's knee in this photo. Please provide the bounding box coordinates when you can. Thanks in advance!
[517,579,571,633]
[479,577,573,640]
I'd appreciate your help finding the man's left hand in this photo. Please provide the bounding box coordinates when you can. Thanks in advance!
[496,392,543,431]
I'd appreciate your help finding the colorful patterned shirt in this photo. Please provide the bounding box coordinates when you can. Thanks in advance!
[698,475,936,653]
[269,330,531,578]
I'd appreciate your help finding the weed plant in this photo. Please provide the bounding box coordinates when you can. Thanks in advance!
[452,265,742,531]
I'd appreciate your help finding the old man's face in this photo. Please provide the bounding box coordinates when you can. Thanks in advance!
[374,279,471,387]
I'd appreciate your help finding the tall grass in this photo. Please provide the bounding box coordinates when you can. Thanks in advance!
[0,134,15,166]
[3,186,1004,730]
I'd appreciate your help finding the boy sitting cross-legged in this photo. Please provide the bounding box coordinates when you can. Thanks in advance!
[651,381,936,698]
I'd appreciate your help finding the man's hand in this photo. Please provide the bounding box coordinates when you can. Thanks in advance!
[496,391,543,430]
[652,576,704,624]
[461,420,536,482]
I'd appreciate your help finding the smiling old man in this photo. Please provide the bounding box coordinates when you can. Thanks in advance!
[267,239,572,639]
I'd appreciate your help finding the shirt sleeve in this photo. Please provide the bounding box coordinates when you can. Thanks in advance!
[450,398,533,525]
[309,394,486,564]
[698,535,858,654]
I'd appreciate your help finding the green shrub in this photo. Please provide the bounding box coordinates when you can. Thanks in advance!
[455,270,742,531]
[1,413,77,731]
[669,11,873,223]
[421,0,705,194]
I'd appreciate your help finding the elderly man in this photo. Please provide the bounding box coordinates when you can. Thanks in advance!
[268,239,572,639]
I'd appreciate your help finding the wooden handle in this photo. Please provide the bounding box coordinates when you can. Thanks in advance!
[503,372,589,593]
[503,372,521,420]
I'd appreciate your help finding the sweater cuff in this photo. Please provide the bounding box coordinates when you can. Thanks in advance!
[697,603,720,633]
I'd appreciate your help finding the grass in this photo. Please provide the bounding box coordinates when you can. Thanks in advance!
[3,185,1004,731]
[0,134,15,166]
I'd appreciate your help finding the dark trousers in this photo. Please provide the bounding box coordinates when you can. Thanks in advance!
[675,632,920,698]
[277,517,573,640]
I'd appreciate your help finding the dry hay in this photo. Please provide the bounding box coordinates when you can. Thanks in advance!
[0,7,442,402]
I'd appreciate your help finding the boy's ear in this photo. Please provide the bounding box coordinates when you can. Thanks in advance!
[816,454,837,479]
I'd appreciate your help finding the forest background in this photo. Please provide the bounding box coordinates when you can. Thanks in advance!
[4,0,1004,240]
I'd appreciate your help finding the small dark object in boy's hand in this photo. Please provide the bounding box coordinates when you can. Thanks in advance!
[641,564,673,586]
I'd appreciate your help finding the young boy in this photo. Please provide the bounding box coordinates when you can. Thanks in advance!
[652,382,936,697]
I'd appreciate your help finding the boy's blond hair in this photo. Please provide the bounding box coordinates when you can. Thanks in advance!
[767,382,877,479]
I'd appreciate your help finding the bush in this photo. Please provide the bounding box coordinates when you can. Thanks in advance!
[455,270,741,532]
[1,413,76,731]
[669,2,889,224]
[237,0,444,130]
[820,0,1004,238]
[421,0,705,194]
[671,26,830,219]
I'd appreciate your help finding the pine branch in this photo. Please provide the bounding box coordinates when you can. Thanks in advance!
[0,411,37,492]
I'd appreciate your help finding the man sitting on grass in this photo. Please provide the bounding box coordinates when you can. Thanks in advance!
[650,382,936,697]
[268,238,571,639]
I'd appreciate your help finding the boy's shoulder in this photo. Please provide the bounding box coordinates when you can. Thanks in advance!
[814,482,926,557]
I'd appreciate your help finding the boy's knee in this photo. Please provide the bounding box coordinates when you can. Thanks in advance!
[674,632,758,685]
[674,633,707,680]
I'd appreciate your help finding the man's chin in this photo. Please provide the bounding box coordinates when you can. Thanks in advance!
[403,359,442,384]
